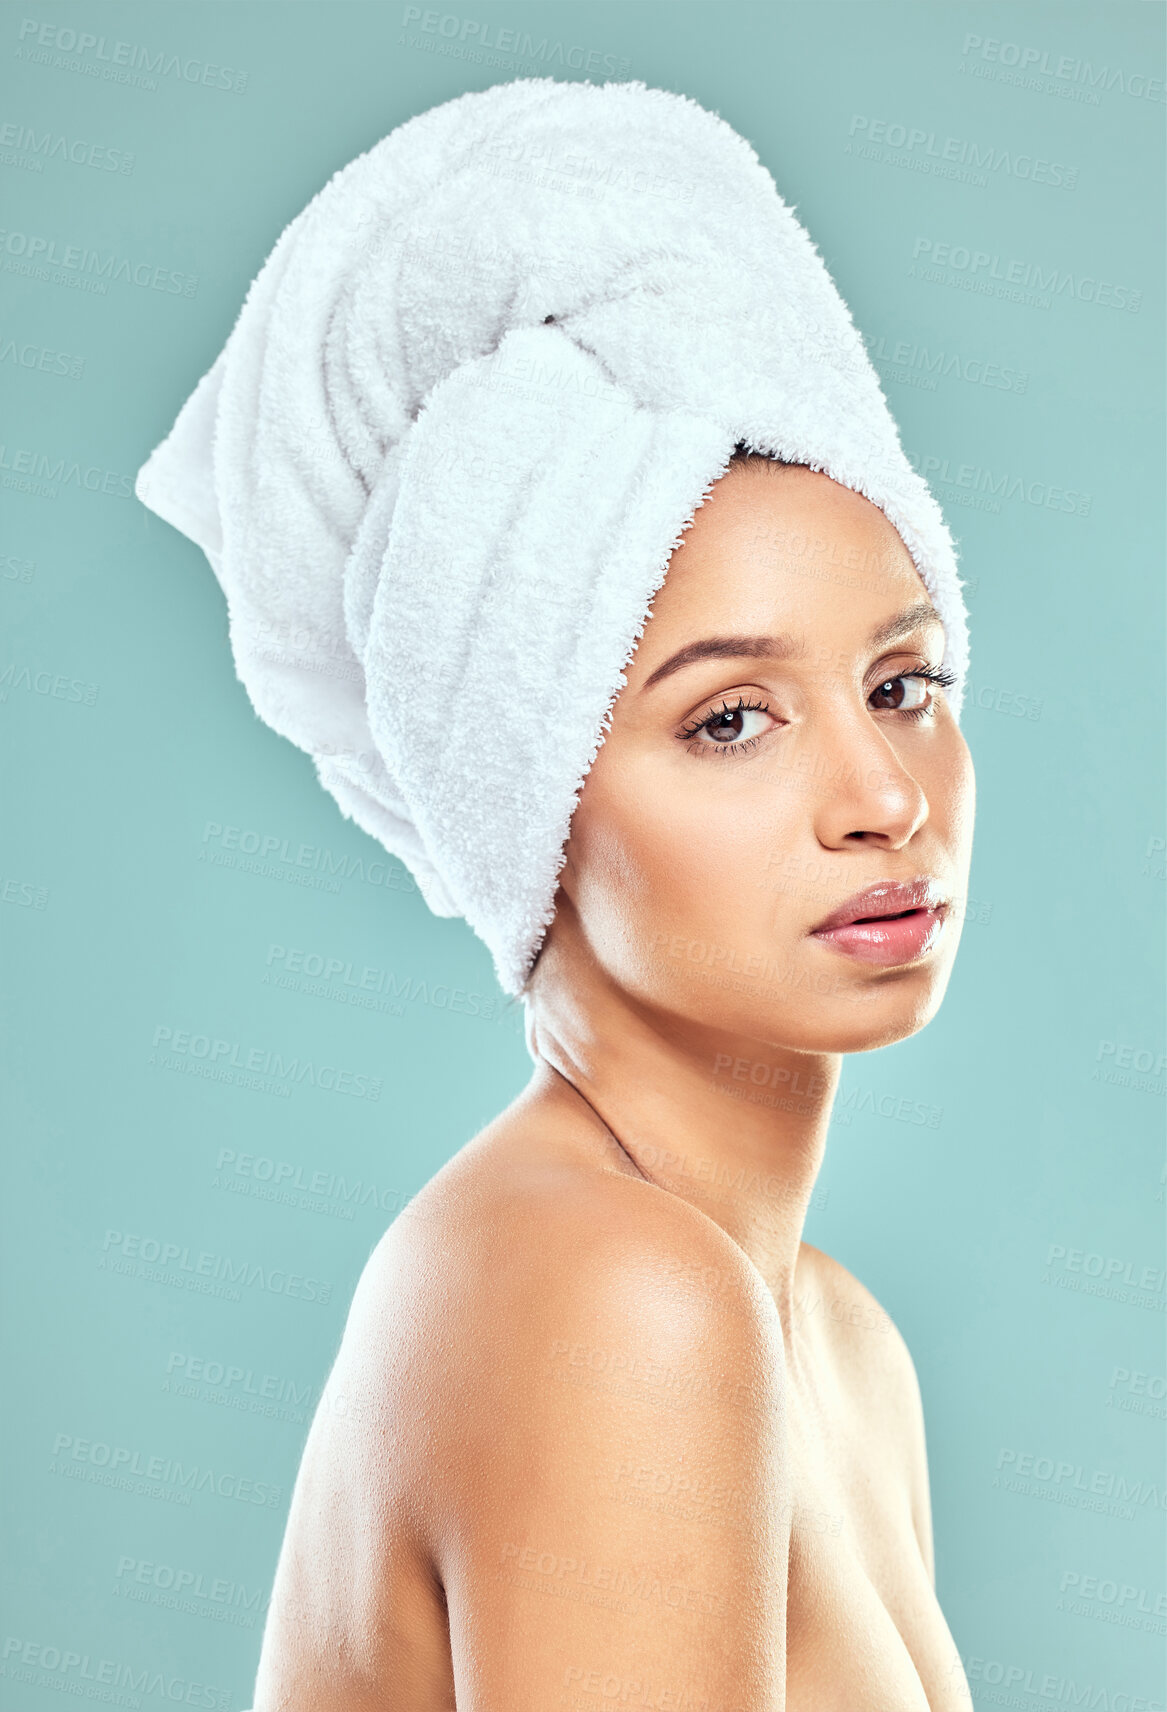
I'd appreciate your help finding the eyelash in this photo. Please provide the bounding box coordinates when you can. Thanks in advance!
[680,664,958,757]
[877,664,959,724]
[680,696,770,757]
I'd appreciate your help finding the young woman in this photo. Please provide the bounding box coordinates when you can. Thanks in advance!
[246,450,975,1709]
[136,76,975,1712]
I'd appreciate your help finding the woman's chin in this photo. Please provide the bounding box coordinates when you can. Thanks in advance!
[790,976,952,1054]
[681,961,954,1055]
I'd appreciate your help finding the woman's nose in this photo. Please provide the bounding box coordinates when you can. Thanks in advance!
[809,716,929,852]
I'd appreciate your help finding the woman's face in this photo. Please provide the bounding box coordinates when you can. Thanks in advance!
[553,461,976,1053]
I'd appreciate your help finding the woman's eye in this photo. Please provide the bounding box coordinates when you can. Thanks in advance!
[870,674,930,713]
[692,703,774,747]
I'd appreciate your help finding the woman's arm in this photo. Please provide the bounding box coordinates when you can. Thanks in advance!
[253,1166,791,1710]
[433,1178,790,1709]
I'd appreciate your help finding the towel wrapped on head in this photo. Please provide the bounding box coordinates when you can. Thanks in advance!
[135,76,969,996]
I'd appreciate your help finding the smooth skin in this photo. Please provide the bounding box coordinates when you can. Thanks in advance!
[252,460,977,1711]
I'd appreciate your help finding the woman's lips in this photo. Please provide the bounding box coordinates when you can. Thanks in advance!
[808,879,948,967]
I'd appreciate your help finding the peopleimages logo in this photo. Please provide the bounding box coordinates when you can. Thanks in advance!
[15,16,249,93]
[995,1447,1166,1510]
[213,1147,413,1220]
[1044,1243,1165,1296]
[1108,1366,1167,1420]
[0,336,84,379]
[48,1431,281,1508]
[149,1024,383,1102]
[836,1085,943,1129]
[398,6,630,76]
[165,1351,316,1409]
[1,1635,233,1708]
[1058,1569,1167,1620]
[0,229,197,295]
[0,120,135,173]
[114,1553,267,1623]
[849,114,1078,187]
[1093,1039,1165,1096]
[865,333,1028,395]
[0,442,132,496]
[263,942,507,1024]
[959,31,1165,103]
[955,1651,1164,1710]
[910,236,1141,312]
[907,450,1091,518]
[101,1227,333,1306]
[0,663,99,703]
[199,818,417,895]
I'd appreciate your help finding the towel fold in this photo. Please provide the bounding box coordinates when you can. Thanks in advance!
[135,76,968,995]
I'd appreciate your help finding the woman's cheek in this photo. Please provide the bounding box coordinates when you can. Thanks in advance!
[632,771,767,926]
[572,767,702,954]
[925,728,976,865]
[575,751,789,975]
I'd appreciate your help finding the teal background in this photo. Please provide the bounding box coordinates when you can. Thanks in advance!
[2,1,1163,1704]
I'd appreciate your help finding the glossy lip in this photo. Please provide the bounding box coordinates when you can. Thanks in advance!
[808,878,949,968]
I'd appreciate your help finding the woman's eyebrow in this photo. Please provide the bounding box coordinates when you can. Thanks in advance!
[640,604,945,694]
[641,634,801,692]
[868,601,945,649]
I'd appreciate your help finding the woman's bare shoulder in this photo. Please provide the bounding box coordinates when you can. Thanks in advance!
[339,1113,786,1484]
[357,1112,782,1369]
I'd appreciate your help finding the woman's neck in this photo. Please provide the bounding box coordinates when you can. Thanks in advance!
[524,932,841,1342]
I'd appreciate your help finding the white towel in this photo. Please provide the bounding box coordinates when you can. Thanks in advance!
[135,76,968,995]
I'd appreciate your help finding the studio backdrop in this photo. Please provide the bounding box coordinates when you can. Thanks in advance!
[2,2,1164,1706]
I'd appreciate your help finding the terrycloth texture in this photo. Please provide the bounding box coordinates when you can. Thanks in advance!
[135,77,969,995]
